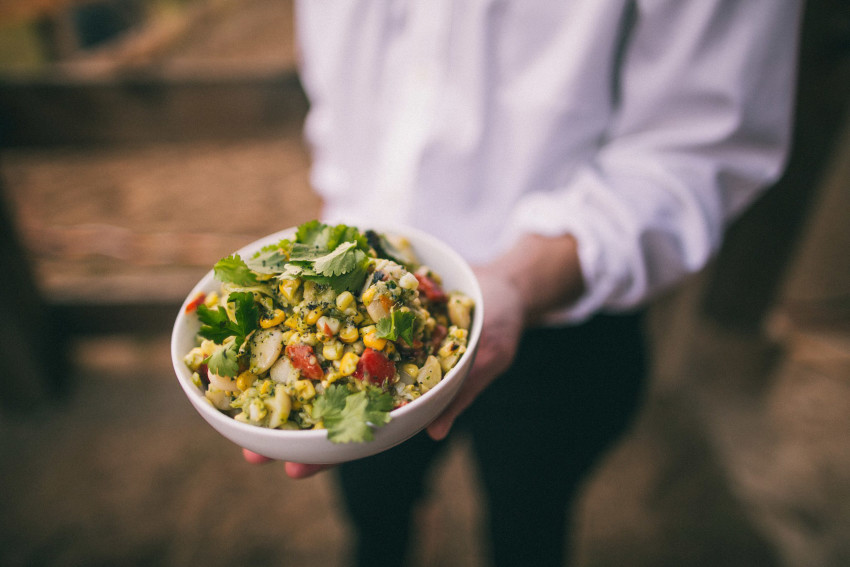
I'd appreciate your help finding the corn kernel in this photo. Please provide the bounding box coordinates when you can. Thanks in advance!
[284,315,299,329]
[324,370,343,385]
[401,363,419,379]
[439,341,462,358]
[363,331,387,351]
[304,308,323,326]
[339,352,360,376]
[339,324,359,343]
[259,379,274,396]
[236,371,256,391]
[293,379,316,402]
[203,292,220,308]
[286,332,302,346]
[336,291,354,311]
[260,308,286,329]
[361,285,377,305]
[279,279,301,302]
[323,340,344,361]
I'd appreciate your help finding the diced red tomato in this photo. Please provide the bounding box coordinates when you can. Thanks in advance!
[285,344,325,380]
[354,348,396,385]
[185,292,207,313]
[414,273,447,303]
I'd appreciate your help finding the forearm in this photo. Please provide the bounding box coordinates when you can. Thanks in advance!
[480,233,585,326]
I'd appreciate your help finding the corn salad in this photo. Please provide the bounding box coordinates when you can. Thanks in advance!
[183,221,474,442]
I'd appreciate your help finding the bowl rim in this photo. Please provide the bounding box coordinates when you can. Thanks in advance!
[170,222,484,445]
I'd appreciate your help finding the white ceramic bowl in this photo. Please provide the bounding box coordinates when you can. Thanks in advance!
[171,224,483,464]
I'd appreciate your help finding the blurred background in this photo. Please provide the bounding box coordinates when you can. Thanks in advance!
[1,1,849,566]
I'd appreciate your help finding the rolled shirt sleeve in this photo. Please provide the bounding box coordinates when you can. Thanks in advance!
[507,0,802,322]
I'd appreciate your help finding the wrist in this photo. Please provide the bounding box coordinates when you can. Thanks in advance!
[481,233,584,324]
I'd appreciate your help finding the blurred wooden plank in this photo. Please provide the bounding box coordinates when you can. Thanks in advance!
[0,171,68,408]
[0,67,308,146]
[52,301,182,335]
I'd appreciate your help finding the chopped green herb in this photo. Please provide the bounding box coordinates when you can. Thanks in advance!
[214,255,260,286]
[313,384,394,443]
[376,310,417,346]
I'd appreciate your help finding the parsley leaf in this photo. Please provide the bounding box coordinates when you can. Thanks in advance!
[214,255,259,286]
[376,310,417,346]
[312,384,393,443]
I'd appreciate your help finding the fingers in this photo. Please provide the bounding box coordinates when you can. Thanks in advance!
[284,462,333,479]
[243,448,332,478]
[242,448,274,464]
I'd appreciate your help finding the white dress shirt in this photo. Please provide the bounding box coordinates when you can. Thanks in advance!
[294,0,801,322]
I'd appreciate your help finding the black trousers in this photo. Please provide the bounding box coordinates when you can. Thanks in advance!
[336,312,648,567]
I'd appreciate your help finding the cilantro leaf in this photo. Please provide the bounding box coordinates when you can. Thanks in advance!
[312,383,348,420]
[295,221,370,253]
[246,242,290,275]
[312,384,393,443]
[214,255,259,286]
[206,341,240,377]
[196,304,235,344]
[376,310,417,346]
[288,243,331,262]
[295,220,325,247]
[288,232,371,293]
[324,259,370,293]
[229,291,261,340]
[313,241,357,276]
[196,291,259,347]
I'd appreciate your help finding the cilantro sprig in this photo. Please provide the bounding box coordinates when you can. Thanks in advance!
[196,291,260,377]
[284,222,372,293]
[312,384,394,443]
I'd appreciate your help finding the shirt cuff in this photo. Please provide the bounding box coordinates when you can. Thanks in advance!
[504,170,646,325]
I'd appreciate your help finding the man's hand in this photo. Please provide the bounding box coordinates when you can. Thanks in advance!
[426,269,524,440]
[427,232,584,440]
